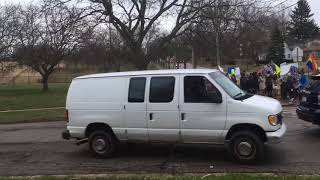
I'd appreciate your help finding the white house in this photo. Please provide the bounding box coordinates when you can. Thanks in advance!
[284,43,292,60]
[284,43,303,62]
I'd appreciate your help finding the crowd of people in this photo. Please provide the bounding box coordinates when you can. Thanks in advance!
[230,68,309,103]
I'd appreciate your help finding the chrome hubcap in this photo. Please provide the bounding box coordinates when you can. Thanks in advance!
[238,141,253,156]
[94,138,106,152]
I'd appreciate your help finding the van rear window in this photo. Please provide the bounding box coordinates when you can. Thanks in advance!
[128,77,146,103]
[149,77,175,103]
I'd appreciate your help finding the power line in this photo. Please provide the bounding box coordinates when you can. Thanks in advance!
[247,0,295,20]
[267,2,297,17]
[263,0,293,16]
[273,0,290,8]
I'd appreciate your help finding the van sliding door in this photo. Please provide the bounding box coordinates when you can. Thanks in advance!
[146,75,180,142]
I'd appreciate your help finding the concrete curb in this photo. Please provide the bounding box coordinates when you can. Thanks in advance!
[0,107,65,113]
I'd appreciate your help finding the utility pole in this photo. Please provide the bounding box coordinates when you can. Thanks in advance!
[216,30,220,66]
[296,48,298,62]
[215,0,221,66]
[192,46,197,68]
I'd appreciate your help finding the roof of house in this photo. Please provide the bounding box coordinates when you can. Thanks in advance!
[305,40,320,51]
[76,69,218,79]
[285,43,303,51]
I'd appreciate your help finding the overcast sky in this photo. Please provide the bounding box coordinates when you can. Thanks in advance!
[1,0,320,28]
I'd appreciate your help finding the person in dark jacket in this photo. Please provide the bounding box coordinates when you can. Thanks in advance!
[247,73,257,94]
[252,72,259,94]
[281,76,288,100]
[287,76,296,104]
[240,72,248,91]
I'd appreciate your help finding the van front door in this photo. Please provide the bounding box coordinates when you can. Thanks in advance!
[146,75,180,142]
[179,75,226,144]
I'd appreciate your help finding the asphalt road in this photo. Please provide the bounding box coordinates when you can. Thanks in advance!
[1,106,320,176]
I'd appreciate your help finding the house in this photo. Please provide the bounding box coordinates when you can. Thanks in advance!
[258,40,320,63]
[258,53,267,62]
[284,43,303,62]
[303,39,320,60]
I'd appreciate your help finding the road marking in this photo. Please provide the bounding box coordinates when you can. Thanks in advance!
[0,107,65,113]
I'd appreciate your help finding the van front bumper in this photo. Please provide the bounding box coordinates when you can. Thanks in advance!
[266,123,286,144]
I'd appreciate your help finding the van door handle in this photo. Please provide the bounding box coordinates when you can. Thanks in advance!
[149,113,153,120]
[181,113,186,121]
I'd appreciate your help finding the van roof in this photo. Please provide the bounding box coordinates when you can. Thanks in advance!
[76,69,218,79]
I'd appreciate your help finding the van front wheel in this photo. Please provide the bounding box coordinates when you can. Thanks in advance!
[228,131,264,163]
[88,131,116,158]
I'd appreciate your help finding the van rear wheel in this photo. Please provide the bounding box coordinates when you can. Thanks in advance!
[88,131,116,158]
[228,131,264,163]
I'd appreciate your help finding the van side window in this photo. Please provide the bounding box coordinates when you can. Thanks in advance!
[128,77,146,103]
[149,77,175,103]
[184,76,221,103]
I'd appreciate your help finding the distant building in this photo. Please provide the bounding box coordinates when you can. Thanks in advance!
[256,39,320,63]
[303,39,320,60]
[284,43,303,62]
[258,53,267,62]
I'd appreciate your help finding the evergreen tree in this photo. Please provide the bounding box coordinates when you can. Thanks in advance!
[267,27,285,65]
[287,0,319,43]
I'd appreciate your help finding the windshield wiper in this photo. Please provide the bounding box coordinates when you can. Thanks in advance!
[233,92,243,98]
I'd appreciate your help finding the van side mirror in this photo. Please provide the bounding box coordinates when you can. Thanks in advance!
[208,93,222,103]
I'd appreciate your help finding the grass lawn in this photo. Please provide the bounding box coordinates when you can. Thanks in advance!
[0,83,69,124]
[1,174,320,180]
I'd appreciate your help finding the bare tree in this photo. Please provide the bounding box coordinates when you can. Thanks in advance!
[177,0,288,66]
[73,27,127,72]
[77,0,205,70]
[14,2,89,91]
[0,5,20,75]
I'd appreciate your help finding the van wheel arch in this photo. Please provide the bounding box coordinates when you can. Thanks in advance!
[85,123,119,142]
[225,123,267,143]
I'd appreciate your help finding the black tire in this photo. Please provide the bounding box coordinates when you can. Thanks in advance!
[88,130,117,158]
[228,131,265,164]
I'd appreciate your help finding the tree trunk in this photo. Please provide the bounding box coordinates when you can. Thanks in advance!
[103,59,108,72]
[116,59,121,72]
[42,74,49,92]
[215,31,220,66]
[135,57,149,70]
[133,49,149,70]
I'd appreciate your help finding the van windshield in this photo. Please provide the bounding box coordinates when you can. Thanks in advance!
[209,72,252,100]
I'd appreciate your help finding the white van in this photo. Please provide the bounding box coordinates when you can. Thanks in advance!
[62,69,286,163]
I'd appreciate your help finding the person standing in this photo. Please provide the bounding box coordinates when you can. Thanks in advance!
[240,72,248,91]
[258,72,265,95]
[287,75,296,104]
[252,72,259,94]
[248,73,254,94]
[298,69,308,90]
[231,74,237,84]
[280,76,288,100]
[265,72,273,97]
[298,69,308,101]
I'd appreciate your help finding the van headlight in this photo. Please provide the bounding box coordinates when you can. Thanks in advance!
[268,115,278,126]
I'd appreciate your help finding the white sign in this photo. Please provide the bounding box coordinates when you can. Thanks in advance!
[280,63,299,76]
[235,67,241,76]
